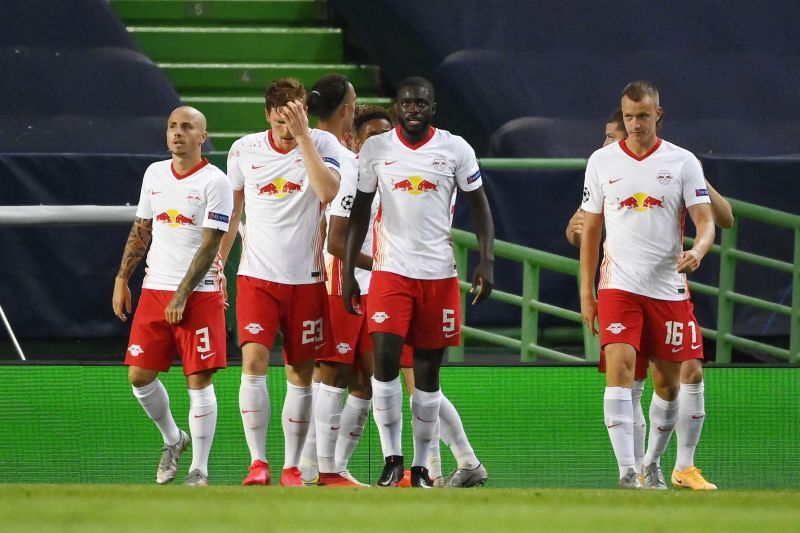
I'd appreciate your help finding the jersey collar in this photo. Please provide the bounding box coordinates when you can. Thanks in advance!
[619,137,662,161]
[268,129,293,155]
[171,158,209,180]
[396,125,436,150]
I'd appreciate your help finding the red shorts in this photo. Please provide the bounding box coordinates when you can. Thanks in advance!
[318,294,373,365]
[598,289,704,362]
[125,289,227,376]
[367,272,462,349]
[599,349,649,380]
[236,276,328,366]
[399,344,414,368]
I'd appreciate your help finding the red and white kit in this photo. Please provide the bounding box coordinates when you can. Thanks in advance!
[582,138,710,360]
[126,158,233,374]
[357,126,483,348]
[227,129,342,361]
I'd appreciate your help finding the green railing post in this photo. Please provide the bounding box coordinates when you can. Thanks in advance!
[716,221,738,363]
[791,227,800,363]
[450,243,469,362]
[521,261,539,362]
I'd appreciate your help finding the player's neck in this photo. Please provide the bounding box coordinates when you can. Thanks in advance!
[398,124,433,146]
[624,134,658,156]
[317,119,346,144]
[172,153,203,175]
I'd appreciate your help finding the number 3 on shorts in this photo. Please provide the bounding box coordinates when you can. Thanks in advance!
[195,326,210,353]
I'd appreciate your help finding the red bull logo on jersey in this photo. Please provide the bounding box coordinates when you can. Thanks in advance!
[155,209,195,227]
[391,176,440,196]
[257,178,303,198]
[617,192,665,212]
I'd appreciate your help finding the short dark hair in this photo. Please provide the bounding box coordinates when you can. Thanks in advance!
[397,76,435,101]
[265,78,305,112]
[307,74,350,120]
[354,104,392,135]
[621,80,659,107]
[606,109,624,132]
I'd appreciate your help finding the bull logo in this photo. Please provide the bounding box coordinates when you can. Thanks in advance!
[617,193,666,212]
[257,178,303,198]
[391,176,440,195]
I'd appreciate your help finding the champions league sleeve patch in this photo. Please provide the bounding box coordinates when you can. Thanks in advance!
[323,156,341,168]
[695,188,709,197]
[467,170,482,184]
[208,212,230,223]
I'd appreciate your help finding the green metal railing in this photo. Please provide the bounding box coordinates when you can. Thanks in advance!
[450,159,800,364]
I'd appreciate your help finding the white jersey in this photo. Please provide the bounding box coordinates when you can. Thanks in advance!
[357,127,483,280]
[324,146,379,296]
[227,128,342,284]
[582,138,711,300]
[135,159,233,292]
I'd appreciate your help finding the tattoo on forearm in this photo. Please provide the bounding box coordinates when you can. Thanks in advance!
[174,229,225,301]
[117,218,152,279]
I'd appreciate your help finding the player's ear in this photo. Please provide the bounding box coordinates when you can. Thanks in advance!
[432,101,437,116]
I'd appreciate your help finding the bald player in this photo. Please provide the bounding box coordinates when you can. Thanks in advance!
[113,106,233,487]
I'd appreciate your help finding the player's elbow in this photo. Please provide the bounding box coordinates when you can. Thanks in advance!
[327,239,346,260]
[715,212,735,229]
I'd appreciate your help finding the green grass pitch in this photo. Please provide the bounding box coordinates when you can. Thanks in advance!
[2,485,798,532]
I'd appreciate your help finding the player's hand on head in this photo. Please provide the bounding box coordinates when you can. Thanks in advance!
[580,294,599,336]
[112,277,132,322]
[281,99,310,138]
[470,262,494,305]
[677,249,702,273]
[165,294,187,325]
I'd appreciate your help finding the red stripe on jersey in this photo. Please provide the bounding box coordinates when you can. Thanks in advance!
[171,158,209,179]
[373,204,385,269]
[599,245,611,290]
[619,138,662,161]
[268,129,292,154]
[395,126,435,150]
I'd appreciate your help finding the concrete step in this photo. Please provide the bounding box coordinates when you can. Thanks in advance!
[112,0,325,25]
[184,94,391,134]
[128,26,342,62]
[161,62,381,95]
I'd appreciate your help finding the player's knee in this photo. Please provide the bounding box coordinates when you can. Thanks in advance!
[128,366,156,388]
[654,382,679,402]
[680,360,704,384]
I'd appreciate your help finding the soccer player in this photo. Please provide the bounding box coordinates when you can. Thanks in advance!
[343,77,495,488]
[219,78,341,486]
[112,106,233,487]
[299,74,368,487]
[580,81,717,489]
[567,111,733,485]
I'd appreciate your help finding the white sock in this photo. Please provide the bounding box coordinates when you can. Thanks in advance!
[188,384,217,477]
[675,381,705,471]
[439,394,479,470]
[642,392,679,467]
[299,382,319,480]
[371,376,403,457]
[604,386,635,478]
[631,380,647,471]
[315,383,346,474]
[132,379,180,445]
[282,382,313,469]
[239,373,269,463]
[427,418,442,479]
[411,388,442,468]
[335,395,371,472]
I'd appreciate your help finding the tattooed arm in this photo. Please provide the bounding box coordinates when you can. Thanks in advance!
[112,217,153,322]
[164,228,226,325]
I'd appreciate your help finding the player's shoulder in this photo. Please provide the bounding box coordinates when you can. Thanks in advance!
[310,128,339,145]
[657,138,697,161]
[143,159,172,180]
[587,141,619,164]
[360,129,393,155]
[432,128,474,152]
[230,131,265,152]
